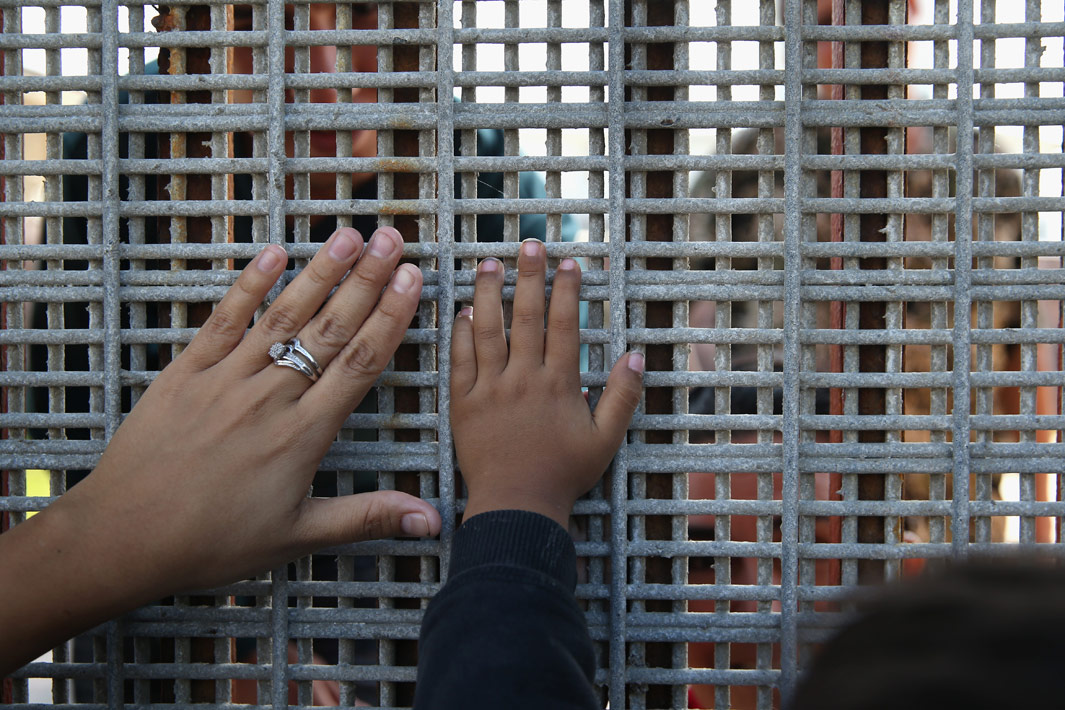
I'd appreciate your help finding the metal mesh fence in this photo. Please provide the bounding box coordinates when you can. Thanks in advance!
[2,0,1064,707]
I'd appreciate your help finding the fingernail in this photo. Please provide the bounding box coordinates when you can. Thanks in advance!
[392,265,417,293]
[458,306,473,318]
[369,231,396,258]
[328,230,360,261]
[521,239,541,257]
[558,258,578,271]
[256,245,282,272]
[478,258,500,273]
[401,513,430,537]
[628,352,645,374]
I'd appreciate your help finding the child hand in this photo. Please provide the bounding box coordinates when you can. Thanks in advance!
[0,227,441,673]
[450,239,644,527]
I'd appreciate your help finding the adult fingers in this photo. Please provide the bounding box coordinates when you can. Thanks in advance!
[507,239,546,368]
[299,264,422,425]
[296,490,442,548]
[544,257,582,380]
[234,228,365,374]
[472,258,507,377]
[450,306,477,397]
[180,245,287,371]
[591,352,645,450]
[269,227,404,395]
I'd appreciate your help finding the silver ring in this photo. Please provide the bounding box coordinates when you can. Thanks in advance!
[269,338,323,382]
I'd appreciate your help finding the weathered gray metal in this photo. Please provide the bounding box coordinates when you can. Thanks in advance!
[2,0,1064,708]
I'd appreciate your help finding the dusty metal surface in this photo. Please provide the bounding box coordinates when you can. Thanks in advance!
[2,0,1064,708]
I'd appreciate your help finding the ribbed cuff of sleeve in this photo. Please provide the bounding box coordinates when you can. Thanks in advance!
[450,510,577,590]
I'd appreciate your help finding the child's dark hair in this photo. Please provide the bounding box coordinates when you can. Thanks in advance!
[790,559,1065,710]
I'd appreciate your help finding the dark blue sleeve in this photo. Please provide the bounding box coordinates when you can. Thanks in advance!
[414,510,600,710]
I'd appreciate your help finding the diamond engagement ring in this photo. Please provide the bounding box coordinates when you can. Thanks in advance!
[269,338,324,382]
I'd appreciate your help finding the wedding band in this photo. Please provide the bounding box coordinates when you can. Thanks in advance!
[269,338,323,382]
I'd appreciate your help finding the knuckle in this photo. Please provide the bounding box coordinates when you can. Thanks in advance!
[258,303,303,336]
[311,310,355,350]
[476,325,503,343]
[619,380,643,410]
[201,306,245,342]
[512,310,544,330]
[512,376,530,399]
[235,273,260,300]
[338,339,383,379]
[550,314,578,333]
[374,294,411,324]
[518,266,542,279]
[351,263,386,290]
[303,261,336,289]
[354,496,388,541]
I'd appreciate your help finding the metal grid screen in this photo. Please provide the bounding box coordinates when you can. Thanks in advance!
[3,0,1065,708]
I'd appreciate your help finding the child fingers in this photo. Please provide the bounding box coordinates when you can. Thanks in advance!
[180,245,287,371]
[450,307,477,397]
[545,258,582,375]
[591,352,645,450]
[507,239,546,368]
[237,228,365,371]
[472,258,508,376]
[299,264,422,423]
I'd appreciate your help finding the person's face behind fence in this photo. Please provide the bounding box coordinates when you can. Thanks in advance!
[687,447,835,710]
[229,3,379,199]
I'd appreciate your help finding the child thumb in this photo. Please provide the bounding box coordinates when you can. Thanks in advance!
[592,352,645,446]
[297,490,442,548]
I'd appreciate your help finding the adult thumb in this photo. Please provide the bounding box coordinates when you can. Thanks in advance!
[298,490,442,548]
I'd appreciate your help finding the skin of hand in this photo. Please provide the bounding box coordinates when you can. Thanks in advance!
[451,239,645,528]
[0,226,442,675]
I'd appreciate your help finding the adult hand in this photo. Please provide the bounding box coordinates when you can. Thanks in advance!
[0,226,441,675]
[451,239,644,527]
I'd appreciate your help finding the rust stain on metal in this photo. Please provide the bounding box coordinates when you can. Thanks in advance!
[378,200,421,216]
[377,157,422,173]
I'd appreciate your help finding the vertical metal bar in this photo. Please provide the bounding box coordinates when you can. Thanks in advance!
[546,0,562,245]
[972,0,996,548]
[780,0,804,698]
[1018,0,1041,545]
[0,9,21,644]
[840,0,862,591]
[607,0,629,706]
[502,0,519,245]
[44,0,72,682]
[266,2,289,704]
[376,4,399,699]
[270,565,289,710]
[796,0,820,675]
[882,0,906,582]
[586,4,609,699]
[436,0,457,581]
[625,3,648,707]
[928,0,952,556]
[266,0,286,257]
[828,0,846,599]
[713,5,733,707]
[126,0,148,412]
[756,4,779,707]
[952,0,975,557]
[670,5,690,709]
[100,0,123,700]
